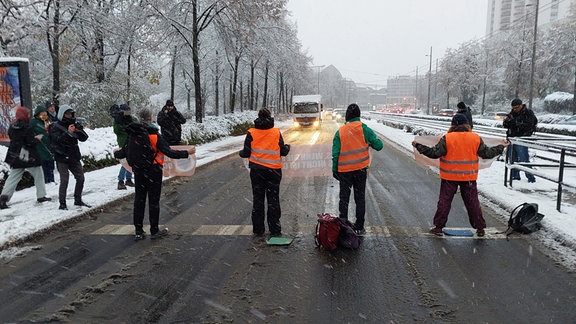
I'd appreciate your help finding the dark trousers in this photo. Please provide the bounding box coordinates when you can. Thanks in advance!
[133,165,163,235]
[338,169,367,229]
[250,168,282,235]
[56,160,85,204]
[433,179,485,230]
[42,160,55,183]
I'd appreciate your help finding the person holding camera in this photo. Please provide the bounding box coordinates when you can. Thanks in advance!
[157,99,186,145]
[50,105,91,210]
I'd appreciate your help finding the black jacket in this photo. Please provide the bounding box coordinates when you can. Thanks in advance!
[49,120,89,163]
[457,106,474,128]
[503,104,537,137]
[4,120,42,169]
[157,106,186,145]
[238,116,290,169]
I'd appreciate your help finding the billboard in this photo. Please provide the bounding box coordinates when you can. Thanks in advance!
[0,57,32,144]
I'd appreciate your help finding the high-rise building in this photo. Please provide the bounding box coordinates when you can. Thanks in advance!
[486,0,575,37]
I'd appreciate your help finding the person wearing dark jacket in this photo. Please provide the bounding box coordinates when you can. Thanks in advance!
[50,104,90,210]
[157,99,186,145]
[456,102,473,129]
[503,98,538,183]
[30,105,55,184]
[0,106,52,209]
[113,104,137,190]
[412,113,508,237]
[239,108,290,237]
[332,103,383,235]
[114,108,196,241]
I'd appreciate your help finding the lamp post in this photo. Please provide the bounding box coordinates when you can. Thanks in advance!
[311,65,325,94]
[426,46,433,115]
[528,0,539,110]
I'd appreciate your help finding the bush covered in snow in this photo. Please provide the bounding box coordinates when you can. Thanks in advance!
[544,92,575,114]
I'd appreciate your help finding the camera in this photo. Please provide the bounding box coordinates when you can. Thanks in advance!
[74,121,84,130]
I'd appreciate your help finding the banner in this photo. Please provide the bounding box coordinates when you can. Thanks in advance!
[413,135,504,169]
[116,145,197,177]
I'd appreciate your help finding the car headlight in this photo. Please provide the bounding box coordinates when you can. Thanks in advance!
[293,122,300,127]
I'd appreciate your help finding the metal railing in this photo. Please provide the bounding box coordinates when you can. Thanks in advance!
[505,137,576,212]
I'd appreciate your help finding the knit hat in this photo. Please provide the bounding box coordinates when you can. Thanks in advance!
[451,113,468,126]
[45,100,55,108]
[345,103,361,121]
[34,105,48,116]
[138,108,152,121]
[511,98,523,106]
[457,102,466,110]
[15,106,31,123]
[258,107,271,119]
[166,100,174,107]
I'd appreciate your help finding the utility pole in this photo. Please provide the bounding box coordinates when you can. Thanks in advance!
[528,0,539,110]
[426,46,433,115]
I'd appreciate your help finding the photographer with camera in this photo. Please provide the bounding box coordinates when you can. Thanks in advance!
[50,105,91,210]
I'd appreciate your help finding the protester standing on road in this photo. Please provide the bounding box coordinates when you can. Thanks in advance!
[0,106,52,209]
[30,105,55,184]
[503,98,538,183]
[50,105,91,210]
[332,103,383,235]
[157,99,186,145]
[456,101,473,129]
[412,113,508,237]
[112,104,136,190]
[114,108,195,241]
[239,108,290,238]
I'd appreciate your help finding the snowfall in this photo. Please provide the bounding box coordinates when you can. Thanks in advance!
[1,110,576,270]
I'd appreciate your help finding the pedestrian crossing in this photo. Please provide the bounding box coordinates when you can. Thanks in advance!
[91,225,510,239]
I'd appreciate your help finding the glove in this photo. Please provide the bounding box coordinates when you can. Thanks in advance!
[333,171,340,181]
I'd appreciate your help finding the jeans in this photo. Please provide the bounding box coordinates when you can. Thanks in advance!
[41,160,55,183]
[117,166,133,182]
[506,144,535,182]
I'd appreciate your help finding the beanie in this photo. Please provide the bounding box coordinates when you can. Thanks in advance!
[45,100,55,108]
[511,98,523,106]
[34,105,47,116]
[345,103,361,121]
[258,107,271,119]
[451,113,468,126]
[166,100,174,107]
[457,102,466,110]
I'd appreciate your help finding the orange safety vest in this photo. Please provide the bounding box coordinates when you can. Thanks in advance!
[149,134,164,166]
[439,132,480,181]
[248,128,282,169]
[338,121,370,172]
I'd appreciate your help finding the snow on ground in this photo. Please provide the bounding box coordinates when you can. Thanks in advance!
[1,114,576,270]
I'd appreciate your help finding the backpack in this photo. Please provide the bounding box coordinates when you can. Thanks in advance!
[337,218,360,249]
[315,213,340,250]
[503,203,545,237]
[109,104,121,119]
[125,123,157,170]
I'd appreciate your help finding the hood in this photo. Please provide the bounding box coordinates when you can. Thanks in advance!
[34,105,48,116]
[57,104,74,121]
[254,116,274,130]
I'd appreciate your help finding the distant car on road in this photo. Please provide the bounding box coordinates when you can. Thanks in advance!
[332,109,345,122]
[437,109,455,117]
[491,112,509,120]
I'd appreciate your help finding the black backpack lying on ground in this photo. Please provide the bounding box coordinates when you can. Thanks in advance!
[502,202,545,238]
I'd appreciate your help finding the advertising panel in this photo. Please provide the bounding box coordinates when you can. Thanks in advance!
[0,57,32,144]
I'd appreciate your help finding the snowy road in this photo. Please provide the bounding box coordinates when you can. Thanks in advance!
[0,120,574,322]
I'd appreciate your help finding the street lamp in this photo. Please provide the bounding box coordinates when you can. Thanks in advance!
[426,46,433,115]
[528,0,539,110]
[311,65,325,94]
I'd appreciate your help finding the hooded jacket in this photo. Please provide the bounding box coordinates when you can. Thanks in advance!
[4,107,42,169]
[30,105,54,162]
[238,116,290,170]
[50,105,89,163]
[157,104,186,145]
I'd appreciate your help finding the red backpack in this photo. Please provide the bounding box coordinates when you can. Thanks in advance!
[314,213,340,250]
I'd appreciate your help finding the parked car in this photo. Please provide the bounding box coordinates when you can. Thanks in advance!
[559,115,576,125]
[437,109,455,116]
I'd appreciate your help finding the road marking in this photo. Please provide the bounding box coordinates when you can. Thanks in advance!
[91,225,509,239]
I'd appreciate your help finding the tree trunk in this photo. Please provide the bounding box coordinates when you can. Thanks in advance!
[48,0,62,103]
[262,61,269,108]
[192,2,203,123]
[171,46,177,101]
[250,60,255,110]
[127,44,131,105]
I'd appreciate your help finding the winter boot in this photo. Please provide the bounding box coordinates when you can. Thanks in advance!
[117,180,127,190]
[0,195,9,209]
[125,179,135,187]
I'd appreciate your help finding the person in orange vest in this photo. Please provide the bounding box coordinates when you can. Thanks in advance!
[412,113,509,237]
[239,108,290,238]
[332,103,383,235]
[114,108,195,241]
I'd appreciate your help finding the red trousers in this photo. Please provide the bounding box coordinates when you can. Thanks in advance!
[433,179,486,230]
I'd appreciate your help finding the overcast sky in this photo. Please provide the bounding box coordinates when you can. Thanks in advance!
[286,0,488,87]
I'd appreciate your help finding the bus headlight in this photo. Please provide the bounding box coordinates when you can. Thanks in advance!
[313,120,320,127]
[293,121,300,127]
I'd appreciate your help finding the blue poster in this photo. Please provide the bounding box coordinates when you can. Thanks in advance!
[0,66,21,141]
